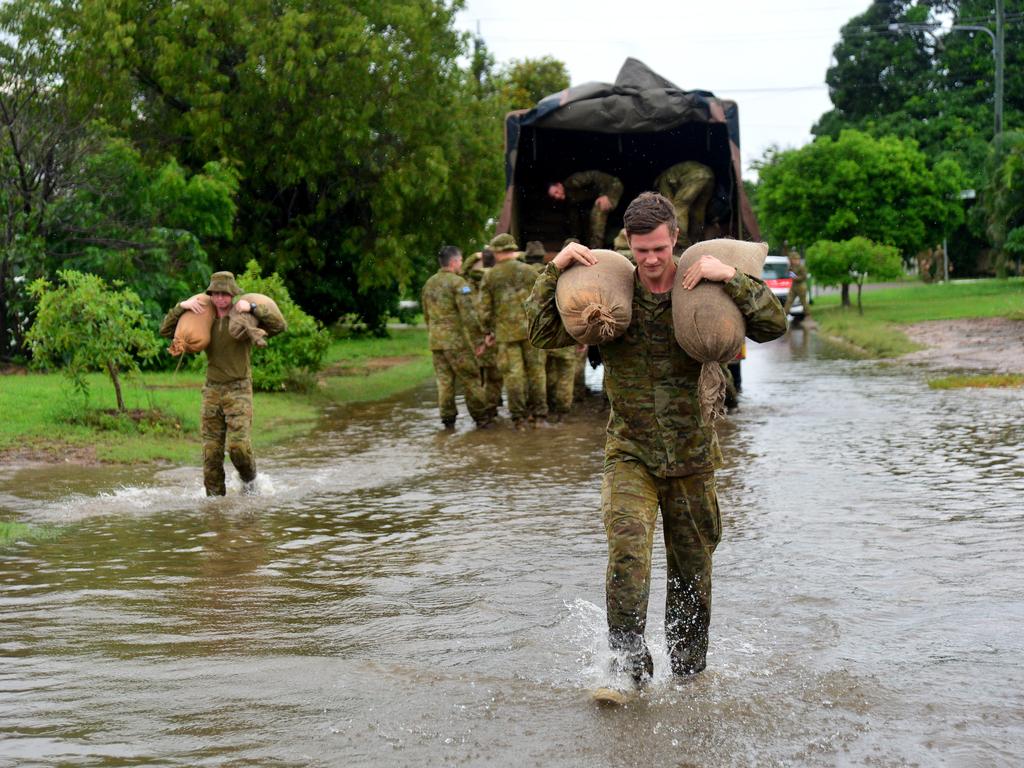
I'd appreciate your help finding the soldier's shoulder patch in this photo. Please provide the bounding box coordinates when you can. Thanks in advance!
[460,285,471,294]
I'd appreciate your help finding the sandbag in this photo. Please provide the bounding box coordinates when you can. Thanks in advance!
[672,239,768,362]
[555,249,635,345]
[228,293,285,348]
[671,239,768,423]
[168,293,215,356]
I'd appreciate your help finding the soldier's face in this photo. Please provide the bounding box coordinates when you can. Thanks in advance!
[209,291,233,311]
[628,223,677,285]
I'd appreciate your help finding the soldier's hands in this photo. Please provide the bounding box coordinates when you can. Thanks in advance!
[680,254,736,290]
[235,299,252,313]
[552,242,598,271]
[180,296,207,314]
[484,333,496,347]
[595,194,614,213]
[474,343,486,357]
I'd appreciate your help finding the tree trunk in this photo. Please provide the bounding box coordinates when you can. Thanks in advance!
[107,361,125,412]
[857,279,864,315]
[841,283,851,307]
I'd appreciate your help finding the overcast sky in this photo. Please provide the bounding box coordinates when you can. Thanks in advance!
[454,0,872,179]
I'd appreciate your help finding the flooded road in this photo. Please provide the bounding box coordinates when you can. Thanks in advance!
[2,327,1023,767]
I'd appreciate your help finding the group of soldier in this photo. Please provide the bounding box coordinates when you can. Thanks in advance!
[421,234,583,430]
[423,159,729,431]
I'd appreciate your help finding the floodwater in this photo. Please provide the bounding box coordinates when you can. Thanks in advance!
[1,327,1022,767]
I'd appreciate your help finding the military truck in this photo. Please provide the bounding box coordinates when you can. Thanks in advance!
[497,58,760,254]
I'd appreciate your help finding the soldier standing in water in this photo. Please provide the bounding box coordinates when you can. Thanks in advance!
[160,271,287,496]
[527,193,786,698]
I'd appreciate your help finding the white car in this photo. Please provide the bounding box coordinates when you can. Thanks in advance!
[762,255,805,319]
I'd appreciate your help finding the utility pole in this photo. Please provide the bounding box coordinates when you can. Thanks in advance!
[995,0,1004,136]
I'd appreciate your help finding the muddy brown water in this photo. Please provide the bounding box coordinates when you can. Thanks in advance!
[1,327,1022,767]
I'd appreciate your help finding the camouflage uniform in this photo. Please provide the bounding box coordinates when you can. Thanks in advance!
[160,272,287,496]
[480,247,547,424]
[654,162,715,249]
[421,268,490,427]
[783,259,809,316]
[561,171,624,249]
[526,260,786,678]
[461,253,502,420]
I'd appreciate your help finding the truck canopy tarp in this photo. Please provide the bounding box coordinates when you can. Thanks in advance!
[500,58,759,242]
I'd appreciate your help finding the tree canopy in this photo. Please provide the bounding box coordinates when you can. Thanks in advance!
[757,129,966,259]
[40,0,508,333]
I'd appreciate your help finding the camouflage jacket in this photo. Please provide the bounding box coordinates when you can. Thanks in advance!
[526,262,787,477]
[564,171,623,209]
[479,258,539,342]
[421,269,484,351]
[789,263,808,285]
[460,267,499,367]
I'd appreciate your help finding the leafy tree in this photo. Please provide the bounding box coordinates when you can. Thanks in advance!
[235,260,331,392]
[758,130,966,271]
[26,270,160,410]
[814,1,1024,268]
[497,56,570,110]
[41,0,506,334]
[46,140,239,322]
[806,237,904,311]
[1,3,240,359]
[983,130,1024,275]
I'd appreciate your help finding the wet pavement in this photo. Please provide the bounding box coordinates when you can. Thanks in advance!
[1,326,1022,767]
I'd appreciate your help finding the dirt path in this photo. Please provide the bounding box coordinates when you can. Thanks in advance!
[901,317,1024,373]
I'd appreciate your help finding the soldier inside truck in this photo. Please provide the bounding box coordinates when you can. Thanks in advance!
[511,121,738,257]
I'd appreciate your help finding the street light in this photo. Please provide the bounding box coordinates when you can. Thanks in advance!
[888,0,1004,137]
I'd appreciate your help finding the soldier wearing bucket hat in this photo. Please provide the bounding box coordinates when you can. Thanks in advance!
[160,270,286,496]
[526,192,785,698]
[479,233,548,428]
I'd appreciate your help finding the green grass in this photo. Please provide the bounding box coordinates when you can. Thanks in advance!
[323,327,429,365]
[0,521,60,547]
[812,278,1024,357]
[928,373,1024,389]
[0,327,434,465]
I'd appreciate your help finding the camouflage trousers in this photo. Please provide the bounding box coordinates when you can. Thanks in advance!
[431,348,489,425]
[784,283,809,315]
[602,460,722,676]
[657,167,715,249]
[482,364,503,421]
[545,347,577,416]
[589,203,610,249]
[497,340,547,422]
[201,379,256,497]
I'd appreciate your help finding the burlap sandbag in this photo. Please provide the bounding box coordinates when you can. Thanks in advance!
[228,293,285,348]
[672,239,768,423]
[555,249,635,345]
[168,293,215,356]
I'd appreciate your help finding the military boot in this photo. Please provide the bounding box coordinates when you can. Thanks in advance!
[609,629,654,686]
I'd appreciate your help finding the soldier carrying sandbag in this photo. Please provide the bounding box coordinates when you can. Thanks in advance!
[160,271,287,496]
[526,192,785,697]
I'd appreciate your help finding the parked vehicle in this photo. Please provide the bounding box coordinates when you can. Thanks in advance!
[763,255,804,320]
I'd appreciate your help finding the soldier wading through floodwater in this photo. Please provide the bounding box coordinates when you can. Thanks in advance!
[161,271,287,496]
[527,193,786,697]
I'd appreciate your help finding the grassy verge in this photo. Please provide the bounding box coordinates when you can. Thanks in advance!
[0,521,60,547]
[812,278,1024,357]
[928,373,1024,389]
[0,327,432,465]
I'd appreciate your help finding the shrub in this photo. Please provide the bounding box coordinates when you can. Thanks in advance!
[26,270,160,410]
[236,260,331,391]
